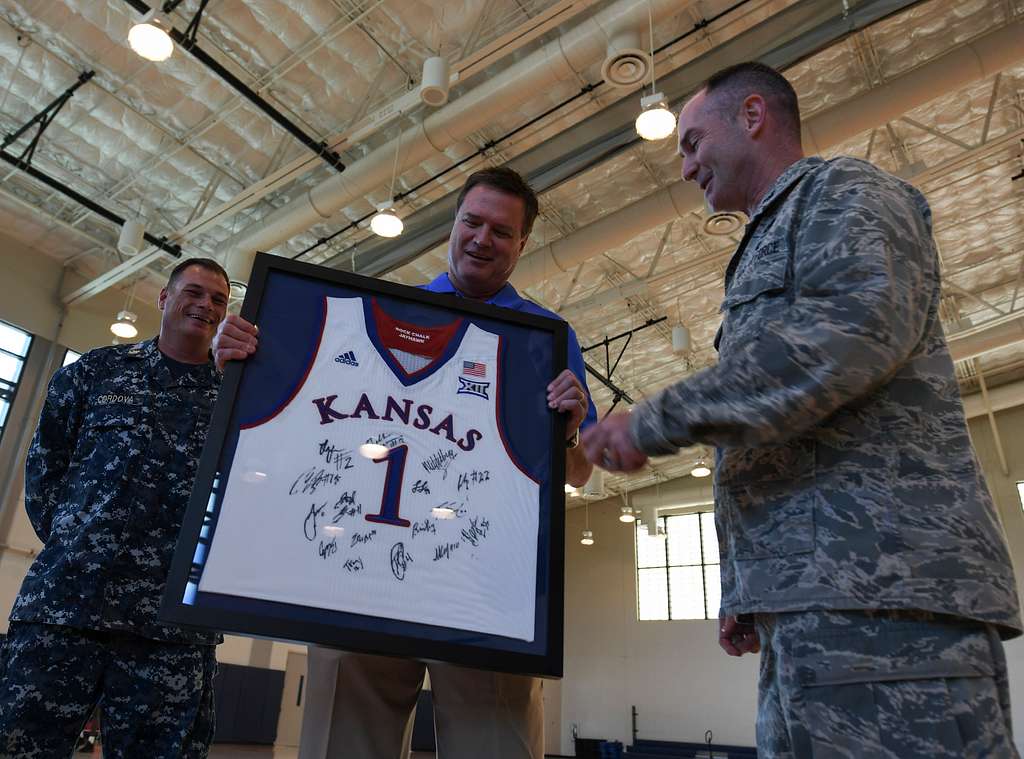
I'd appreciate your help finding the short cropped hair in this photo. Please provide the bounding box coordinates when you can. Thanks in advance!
[703,62,801,140]
[166,257,230,292]
[455,167,540,238]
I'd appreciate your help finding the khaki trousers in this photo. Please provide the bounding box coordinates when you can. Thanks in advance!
[298,646,543,759]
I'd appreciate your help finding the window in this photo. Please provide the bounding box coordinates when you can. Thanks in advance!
[636,512,720,621]
[0,319,33,443]
[1018,482,1024,513]
[62,349,82,367]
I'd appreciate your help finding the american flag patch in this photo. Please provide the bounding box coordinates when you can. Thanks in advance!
[462,360,486,377]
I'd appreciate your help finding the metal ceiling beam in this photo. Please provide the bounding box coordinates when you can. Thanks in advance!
[65,0,600,302]
[0,70,182,259]
[0,183,116,253]
[64,0,388,231]
[2,70,94,164]
[0,16,253,233]
[340,0,925,278]
[583,362,635,407]
[0,151,182,258]
[121,0,345,172]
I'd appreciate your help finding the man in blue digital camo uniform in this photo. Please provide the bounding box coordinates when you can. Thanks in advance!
[583,62,1022,758]
[0,258,230,758]
[214,167,597,759]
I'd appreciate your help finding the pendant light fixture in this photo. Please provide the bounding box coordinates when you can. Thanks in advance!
[110,279,139,339]
[371,126,404,238]
[634,3,674,141]
[580,504,594,545]
[110,310,139,339]
[691,456,711,478]
[128,10,174,62]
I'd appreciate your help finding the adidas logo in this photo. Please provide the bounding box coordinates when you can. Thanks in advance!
[334,350,358,366]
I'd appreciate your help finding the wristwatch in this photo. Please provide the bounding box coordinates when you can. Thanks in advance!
[566,429,580,449]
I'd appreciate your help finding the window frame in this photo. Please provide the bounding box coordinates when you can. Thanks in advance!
[0,319,34,445]
[635,510,720,622]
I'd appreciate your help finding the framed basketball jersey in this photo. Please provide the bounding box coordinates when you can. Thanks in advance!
[162,253,568,677]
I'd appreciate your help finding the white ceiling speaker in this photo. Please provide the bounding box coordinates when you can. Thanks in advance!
[672,324,691,354]
[117,218,146,256]
[582,469,605,499]
[420,56,450,107]
[703,211,746,236]
[601,29,651,88]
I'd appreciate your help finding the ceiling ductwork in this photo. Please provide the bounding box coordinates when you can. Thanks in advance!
[222,0,688,282]
[600,27,651,88]
[962,379,1024,420]
[948,315,1024,364]
[510,17,1024,289]
[630,478,714,511]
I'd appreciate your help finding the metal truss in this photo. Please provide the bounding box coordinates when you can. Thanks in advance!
[582,317,668,415]
[1,70,182,259]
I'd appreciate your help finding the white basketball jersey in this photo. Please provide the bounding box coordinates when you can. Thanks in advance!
[198,297,540,641]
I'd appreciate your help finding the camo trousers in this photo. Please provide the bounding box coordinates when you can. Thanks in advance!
[754,610,1018,758]
[0,622,216,759]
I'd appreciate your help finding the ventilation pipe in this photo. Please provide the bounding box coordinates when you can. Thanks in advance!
[630,478,714,511]
[559,278,651,319]
[641,503,660,536]
[601,28,651,89]
[582,468,606,499]
[962,379,1024,420]
[510,18,1024,289]
[222,0,687,282]
[948,315,1024,364]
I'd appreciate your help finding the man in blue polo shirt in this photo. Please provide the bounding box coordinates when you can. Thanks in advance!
[214,167,595,759]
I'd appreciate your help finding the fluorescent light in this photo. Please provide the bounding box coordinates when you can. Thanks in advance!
[128,15,174,62]
[370,207,403,238]
[635,92,675,141]
[110,310,138,339]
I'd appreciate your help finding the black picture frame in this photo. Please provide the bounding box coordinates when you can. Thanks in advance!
[161,253,567,678]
